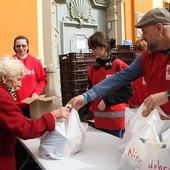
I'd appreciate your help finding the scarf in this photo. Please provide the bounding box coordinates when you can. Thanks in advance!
[0,79,17,101]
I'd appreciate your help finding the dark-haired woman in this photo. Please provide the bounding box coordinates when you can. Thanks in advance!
[87,31,133,138]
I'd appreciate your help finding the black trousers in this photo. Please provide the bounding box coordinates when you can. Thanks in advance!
[96,128,125,138]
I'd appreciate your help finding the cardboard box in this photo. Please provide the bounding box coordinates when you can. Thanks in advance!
[22,95,58,119]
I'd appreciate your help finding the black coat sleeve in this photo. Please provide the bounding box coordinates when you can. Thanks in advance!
[77,77,92,121]
[103,82,133,105]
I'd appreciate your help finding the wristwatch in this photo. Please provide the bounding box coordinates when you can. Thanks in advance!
[166,90,170,101]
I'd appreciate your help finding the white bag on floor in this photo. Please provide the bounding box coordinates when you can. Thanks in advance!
[39,108,88,159]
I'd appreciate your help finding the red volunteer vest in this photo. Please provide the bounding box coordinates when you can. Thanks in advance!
[88,58,128,130]
[141,50,170,115]
[131,76,148,107]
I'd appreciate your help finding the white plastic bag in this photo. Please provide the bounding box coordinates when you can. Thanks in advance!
[39,108,88,159]
[119,104,168,153]
[124,107,137,128]
[118,115,170,170]
[161,128,170,150]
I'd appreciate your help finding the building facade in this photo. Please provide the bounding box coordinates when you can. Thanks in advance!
[0,0,164,104]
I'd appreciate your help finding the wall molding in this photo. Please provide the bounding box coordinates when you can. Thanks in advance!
[54,0,66,3]
[62,0,96,28]
[90,0,110,9]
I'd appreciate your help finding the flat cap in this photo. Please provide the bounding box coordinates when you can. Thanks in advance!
[135,8,170,28]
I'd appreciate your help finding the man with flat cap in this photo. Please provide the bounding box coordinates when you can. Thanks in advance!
[68,8,170,118]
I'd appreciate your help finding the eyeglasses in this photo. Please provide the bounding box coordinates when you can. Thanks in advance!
[89,46,104,53]
[89,47,97,53]
[15,44,27,48]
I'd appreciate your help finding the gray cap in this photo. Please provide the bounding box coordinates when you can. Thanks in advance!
[135,8,170,28]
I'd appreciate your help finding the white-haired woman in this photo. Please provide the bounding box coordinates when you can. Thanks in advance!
[0,55,70,170]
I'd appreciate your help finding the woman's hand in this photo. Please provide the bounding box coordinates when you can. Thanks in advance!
[98,100,106,111]
[32,93,39,99]
[51,107,70,120]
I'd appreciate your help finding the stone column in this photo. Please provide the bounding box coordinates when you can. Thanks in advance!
[42,0,62,107]
[106,0,125,45]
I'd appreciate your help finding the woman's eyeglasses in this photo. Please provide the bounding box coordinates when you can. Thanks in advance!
[89,46,104,53]
[89,47,97,53]
[15,44,27,48]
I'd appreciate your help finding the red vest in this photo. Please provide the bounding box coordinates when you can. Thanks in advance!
[141,50,170,114]
[131,76,148,107]
[88,58,128,130]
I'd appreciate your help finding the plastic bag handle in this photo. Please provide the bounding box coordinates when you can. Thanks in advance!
[156,106,169,120]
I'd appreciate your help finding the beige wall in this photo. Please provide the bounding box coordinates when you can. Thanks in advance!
[0,0,164,57]
[0,0,165,98]
[124,0,153,44]
[0,0,38,57]
[124,0,163,44]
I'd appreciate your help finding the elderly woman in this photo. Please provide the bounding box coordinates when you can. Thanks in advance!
[0,55,70,170]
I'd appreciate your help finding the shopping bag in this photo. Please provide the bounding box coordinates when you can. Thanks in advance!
[39,108,88,159]
[124,107,137,128]
[118,112,170,170]
[161,128,170,150]
[119,104,168,153]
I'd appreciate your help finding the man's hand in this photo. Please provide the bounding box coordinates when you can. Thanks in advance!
[68,95,86,110]
[144,91,168,109]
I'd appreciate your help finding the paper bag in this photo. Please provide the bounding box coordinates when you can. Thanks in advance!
[39,108,88,159]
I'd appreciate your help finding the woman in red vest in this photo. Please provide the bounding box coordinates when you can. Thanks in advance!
[87,31,133,138]
[130,39,148,108]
